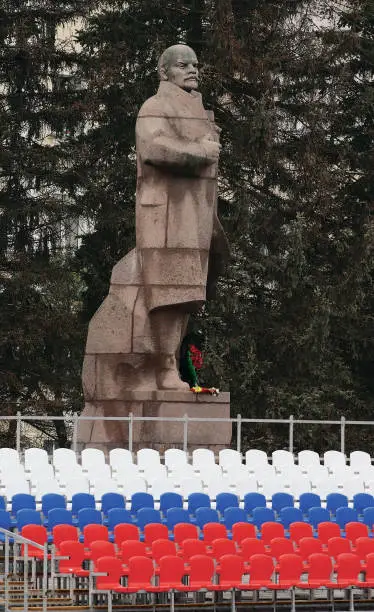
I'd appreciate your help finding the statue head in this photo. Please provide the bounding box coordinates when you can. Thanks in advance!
[157,44,199,92]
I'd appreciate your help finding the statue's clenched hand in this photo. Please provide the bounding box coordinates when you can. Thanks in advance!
[201,137,221,164]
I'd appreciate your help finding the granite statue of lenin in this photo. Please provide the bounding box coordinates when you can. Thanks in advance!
[136,44,228,390]
[81,44,228,406]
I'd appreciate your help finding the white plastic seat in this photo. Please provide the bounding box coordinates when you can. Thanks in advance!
[120,476,147,497]
[192,448,215,470]
[32,478,62,500]
[24,448,49,471]
[137,448,161,471]
[164,449,188,471]
[205,476,232,499]
[53,448,78,471]
[310,475,344,498]
[272,450,295,471]
[113,463,140,479]
[219,449,242,471]
[199,464,222,482]
[245,449,268,471]
[350,451,372,474]
[169,463,195,479]
[148,476,175,500]
[0,448,19,466]
[64,476,90,498]
[250,464,276,480]
[324,451,346,473]
[273,464,304,478]
[231,476,259,499]
[92,478,119,500]
[56,464,85,485]
[143,464,167,481]
[178,476,204,498]
[340,477,365,499]
[81,448,106,471]
[3,478,30,498]
[29,464,55,482]
[224,464,251,480]
[258,475,290,498]
[298,450,321,472]
[287,474,311,497]
[109,448,133,472]
[85,464,112,482]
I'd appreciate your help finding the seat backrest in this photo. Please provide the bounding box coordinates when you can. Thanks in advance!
[137,448,161,469]
[52,524,78,548]
[109,448,133,469]
[113,523,139,545]
[16,509,41,529]
[252,508,276,530]
[271,492,294,514]
[173,522,198,545]
[350,451,371,471]
[192,448,215,469]
[101,492,125,515]
[308,507,330,528]
[335,507,359,529]
[179,476,204,498]
[324,451,346,470]
[166,507,190,530]
[164,449,188,469]
[137,507,162,530]
[298,537,323,560]
[187,492,211,514]
[53,448,77,469]
[130,492,154,514]
[24,448,49,470]
[355,537,374,560]
[279,507,303,528]
[327,536,351,559]
[298,450,320,469]
[299,493,321,515]
[211,537,236,560]
[58,540,85,572]
[77,508,102,529]
[160,492,183,514]
[317,521,341,545]
[247,553,274,582]
[272,450,294,468]
[307,553,333,581]
[120,539,147,564]
[216,492,239,514]
[89,540,115,564]
[245,450,268,469]
[223,507,247,530]
[195,507,219,528]
[151,538,176,562]
[243,492,266,514]
[41,493,66,516]
[289,522,313,545]
[231,522,256,543]
[107,508,132,530]
[12,493,36,515]
[83,524,108,546]
[202,522,227,544]
[335,552,361,581]
[278,553,303,582]
[127,555,154,587]
[95,556,123,589]
[48,508,73,529]
[269,537,294,559]
[143,522,169,545]
[240,537,266,560]
[260,521,285,545]
[71,493,95,515]
[219,553,245,583]
[180,538,206,560]
[219,449,242,470]
[362,506,374,530]
[326,493,348,514]
[81,448,106,469]
[0,510,11,530]
[158,555,185,586]
[353,493,374,514]
[188,554,215,584]
[21,525,47,552]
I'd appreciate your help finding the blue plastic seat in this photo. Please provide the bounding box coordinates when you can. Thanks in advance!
[48,508,73,529]
[326,493,348,517]
[362,507,374,530]
[216,492,239,516]
[72,493,95,517]
[12,494,36,516]
[307,506,330,528]
[271,492,294,514]
[335,506,359,530]
[299,492,321,515]
[41,494,66,523]
[195,507,219,529]
[160,492,183,516]
[136,508,162,530]
[0,510,12,540]
[0,497,6,511]
[188,492,211,516]
[279,506,303,529]
[77,508,102,530]
[353,493,374,515]
[252,507,275,529]
[107,508,133,531]
[101,493,126,517]
[130,492,154,515]
[166,507,190,530]
[16,509,42,530]
[223,507,247,531]
[244,493,266,517]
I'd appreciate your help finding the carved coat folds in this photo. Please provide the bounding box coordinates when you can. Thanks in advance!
[136,81,228,313]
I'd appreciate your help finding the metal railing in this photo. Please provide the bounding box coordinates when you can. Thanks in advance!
[0,526,48,612]
[2,412,374,454]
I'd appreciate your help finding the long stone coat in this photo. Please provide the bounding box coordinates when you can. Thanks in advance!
[135,81,228,313]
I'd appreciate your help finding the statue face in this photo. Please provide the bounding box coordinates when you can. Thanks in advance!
[163,47,199,92]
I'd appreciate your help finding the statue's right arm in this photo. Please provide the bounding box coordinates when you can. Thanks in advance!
[136,112,213,171]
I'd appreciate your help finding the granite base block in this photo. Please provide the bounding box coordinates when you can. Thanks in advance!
[76,391,231,455]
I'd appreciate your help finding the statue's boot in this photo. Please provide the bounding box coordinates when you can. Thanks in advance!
[157,355,190,391]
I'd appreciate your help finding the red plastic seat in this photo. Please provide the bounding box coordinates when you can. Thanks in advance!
[269,537,294,561]
[260,522,285,547]
[244,553,274,589]
[143,522,169,547]
[57,541,89,577]
[113,523,139,547]
[327,536,351,563]
[345,522,369,548]
[211,537,236,562]
[178,538,206,561]
[298,537,323,566]
[52,524,78,552]
[273,553,304,589]
[216,554,245,589]
[95,556,129,592]
[151,538,176,564]
[231,522,256,545]
[21,525,49,559]
[239,537,267,569]
[89,540,116,567]
[355,537,374,567]
[289,522,313,548]
[335,552,362,588]
[360,553,374,587]
[156,555,189,592]
[298,553,334,589]
[317,521,340,548]
[203,522,227,545]
[187,554,216,590]
[83,524,109,547]
[173,523,198,547]
[120,540,147,567]
[127,555,156,591]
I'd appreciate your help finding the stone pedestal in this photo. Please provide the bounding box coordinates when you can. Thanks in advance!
[77,391,231,454]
